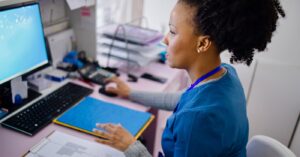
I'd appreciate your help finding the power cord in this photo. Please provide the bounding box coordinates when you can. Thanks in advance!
[106,24,138,82]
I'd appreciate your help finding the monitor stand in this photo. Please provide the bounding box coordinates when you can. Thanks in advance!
[0,82,41,115]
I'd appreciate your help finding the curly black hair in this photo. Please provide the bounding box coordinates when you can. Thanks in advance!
[178,0,285,65]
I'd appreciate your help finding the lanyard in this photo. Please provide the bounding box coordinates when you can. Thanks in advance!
[186,66,222,92]
[173,65,222,113]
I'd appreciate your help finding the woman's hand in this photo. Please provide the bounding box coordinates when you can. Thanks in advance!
[93,123,136,151]
[104,77,131,98]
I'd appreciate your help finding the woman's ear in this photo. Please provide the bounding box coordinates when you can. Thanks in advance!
[196,36,211,53]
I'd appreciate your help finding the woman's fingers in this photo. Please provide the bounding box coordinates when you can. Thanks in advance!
[96,123,115,133]
[104,76,121,84]
[95,123,122,140]
[105,87,118,94]
[95,138,114,146]
[93,128,114,140]
[103,77,131,98]
[94,123,136,151]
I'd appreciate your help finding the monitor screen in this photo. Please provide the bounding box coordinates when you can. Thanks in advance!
[0,3,50,85]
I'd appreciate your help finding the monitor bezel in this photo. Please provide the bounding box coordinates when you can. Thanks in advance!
[0,1,52,85]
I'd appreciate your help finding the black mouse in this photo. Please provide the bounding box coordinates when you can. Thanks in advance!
[98,86,118,97]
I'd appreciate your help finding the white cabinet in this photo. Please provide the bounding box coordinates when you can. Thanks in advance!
[247,60,300,146]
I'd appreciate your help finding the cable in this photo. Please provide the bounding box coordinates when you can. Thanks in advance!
[288,112,300,148]
[106,24,129,71]
[106,24,137,82]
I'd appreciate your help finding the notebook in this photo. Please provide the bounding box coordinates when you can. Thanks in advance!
[24,131,125,157]
[53,97,154,139]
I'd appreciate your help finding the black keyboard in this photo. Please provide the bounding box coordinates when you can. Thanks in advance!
[1,82,93,136]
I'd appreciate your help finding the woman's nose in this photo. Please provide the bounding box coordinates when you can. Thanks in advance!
[162,33,169,46]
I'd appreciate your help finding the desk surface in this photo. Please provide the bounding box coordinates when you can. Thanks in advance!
[0,62,184,157]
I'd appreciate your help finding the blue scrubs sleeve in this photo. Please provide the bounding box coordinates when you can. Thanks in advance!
[173,109,225,157]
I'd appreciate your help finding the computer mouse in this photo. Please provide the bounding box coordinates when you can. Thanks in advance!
[98,86,118,97]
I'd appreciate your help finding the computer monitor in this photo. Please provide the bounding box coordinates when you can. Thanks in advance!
[0,2,51,85]
[0,1,51,118]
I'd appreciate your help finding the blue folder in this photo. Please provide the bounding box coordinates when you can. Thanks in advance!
[54,97,154,139]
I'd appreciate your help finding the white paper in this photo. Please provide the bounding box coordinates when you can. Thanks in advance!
[25,131,125,157]
[66,0,95,10]
[98,44,159,66]
[98,36,161,52]
[47,29,75,67]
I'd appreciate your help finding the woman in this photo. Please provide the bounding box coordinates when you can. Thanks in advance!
[93,0,285,156]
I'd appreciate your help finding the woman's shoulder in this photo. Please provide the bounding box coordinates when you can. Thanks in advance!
[191,63,240,91]
[196,63,244,100]
[221,63,239,78]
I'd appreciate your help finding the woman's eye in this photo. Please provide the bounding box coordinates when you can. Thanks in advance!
[169,30,176,35]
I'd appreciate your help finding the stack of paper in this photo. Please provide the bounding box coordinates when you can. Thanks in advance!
[25,131,125,157]
[97,24,165,67]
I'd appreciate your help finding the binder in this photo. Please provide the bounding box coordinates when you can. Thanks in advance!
[53,97,154,139]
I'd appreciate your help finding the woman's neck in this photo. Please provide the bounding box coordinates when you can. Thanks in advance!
[188,56,224,83]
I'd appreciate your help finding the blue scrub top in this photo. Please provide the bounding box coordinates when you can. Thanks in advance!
[162,64,249,157]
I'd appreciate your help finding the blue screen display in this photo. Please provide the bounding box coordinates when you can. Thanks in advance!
[0,4,49,84]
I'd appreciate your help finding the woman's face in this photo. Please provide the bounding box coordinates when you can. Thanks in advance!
[163,3,199,69]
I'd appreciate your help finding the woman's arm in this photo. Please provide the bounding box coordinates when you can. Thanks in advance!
[104,76,182,111]
[129,90,182,111]
[124,141,152,157]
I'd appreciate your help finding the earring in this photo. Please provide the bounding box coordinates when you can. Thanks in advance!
[197,48,201,53]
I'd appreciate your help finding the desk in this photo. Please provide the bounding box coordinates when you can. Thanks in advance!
[0,62,185,157]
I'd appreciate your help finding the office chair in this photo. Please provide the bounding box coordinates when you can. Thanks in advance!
[247,135,296,157]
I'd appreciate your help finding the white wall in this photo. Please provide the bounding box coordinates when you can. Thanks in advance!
[97,0,144,27]
[144,0,300,64]
[143,0,176,33]
[0,0,32,7]
[247,60,300,146]
[254,0,300,65]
